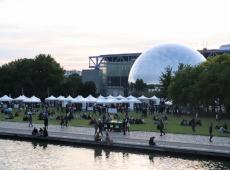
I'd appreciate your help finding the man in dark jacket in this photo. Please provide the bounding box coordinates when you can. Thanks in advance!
[209,122,213,142]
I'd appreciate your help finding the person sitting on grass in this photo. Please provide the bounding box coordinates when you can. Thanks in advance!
[219,126,229,133]
[181,119,189,126]
[153,115,159,121]
[223,123,228,130]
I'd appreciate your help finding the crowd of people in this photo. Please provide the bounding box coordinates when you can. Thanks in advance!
[0,100,229,145]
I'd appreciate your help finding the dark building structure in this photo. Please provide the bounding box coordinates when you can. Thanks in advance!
[88,53,140,95]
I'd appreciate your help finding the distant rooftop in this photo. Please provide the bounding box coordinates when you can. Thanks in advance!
[64,70,81,77]
[219,44,230,50]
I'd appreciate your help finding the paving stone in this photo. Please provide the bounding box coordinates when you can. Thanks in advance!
[0,121,229,155]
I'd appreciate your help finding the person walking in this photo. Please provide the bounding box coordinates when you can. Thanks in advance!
[94,119,98,135]
[195,113,198,119]
[126,120,130,134]
[98,119,103,136]
[209,122,213,142]
[60,116,64,128]
[28,111,33,127]
[65,113,68,127]
[122,119,127,135]
[159,120,165,136]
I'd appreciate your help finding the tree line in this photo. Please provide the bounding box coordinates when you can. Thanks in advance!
[0,54,96,100]
[160,54,230,115]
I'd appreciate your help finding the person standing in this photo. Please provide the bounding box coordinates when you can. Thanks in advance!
[195,113,198,119]
[191,118,196,133]
[98,119,103,136]
[44,113,48,130]
[216,114,219,122]
[94,119,98,135]
[159,120,165,136]
[209,122,213,142]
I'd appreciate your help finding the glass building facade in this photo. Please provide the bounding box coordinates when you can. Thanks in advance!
[88,53,140,95]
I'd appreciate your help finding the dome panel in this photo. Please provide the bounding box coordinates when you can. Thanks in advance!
[128,43,206,84]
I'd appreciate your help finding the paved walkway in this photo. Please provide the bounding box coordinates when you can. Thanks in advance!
[0,121,229,154]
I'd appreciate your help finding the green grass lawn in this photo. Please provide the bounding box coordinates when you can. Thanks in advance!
[128,112,230,137]
[1,108,229,137]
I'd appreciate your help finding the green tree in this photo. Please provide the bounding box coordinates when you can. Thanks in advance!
[0,54,64,99]
[59,73,82,96]
[168,54,230,114]
[159,66,172,99]
[31,54,64,99]
[168,64,204,113]
[199,54,230,113]
[79,81,97,97]
[134,79,147,92]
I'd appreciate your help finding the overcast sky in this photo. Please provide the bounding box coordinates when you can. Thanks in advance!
[0,0,230,70]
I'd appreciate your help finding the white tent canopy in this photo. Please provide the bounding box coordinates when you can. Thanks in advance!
[96,97,124,104]
[23,96,41,103]
[138,95,149,100]
[85,95,97,103]
[73,95,86,103]
[97,95,105,100]
[0,95,13,102]
[66,95,74,102]
[96,98,108,104]
[165,101,173,105]
[14,95,28,101]
[150,95,160,105]
[119,98,130,103]
[56,96,66,101]
[128,98,141,103]
[127,95,136,100]
[107,98,121,104]
[150,95,159,100]
[106,95,115,100]
[115,94,125,100]
[45,95,57,101]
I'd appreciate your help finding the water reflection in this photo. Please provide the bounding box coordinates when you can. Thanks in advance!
[94,148,112,159]
[104,149,110,158]
[0,139,229,170]
[31,141,48,149]
[149,154,154,163]
[122,152,129,158]
[201,160,230,170]
[94,148,102,158]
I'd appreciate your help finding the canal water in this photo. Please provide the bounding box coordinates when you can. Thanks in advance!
[0,139,229,170]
